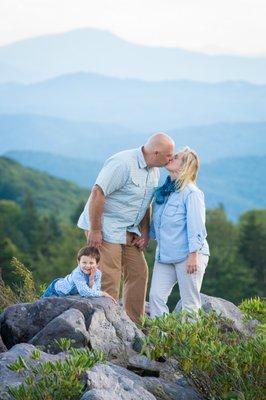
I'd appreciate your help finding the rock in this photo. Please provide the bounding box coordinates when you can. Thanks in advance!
[0,334,7,353]
[142,377,201,400]
[0,297,94,348]
[110,364,200,400]
[90,297,144,352]
[29,308,90,353]
[0,343,66,399]
[88,308,125,361]
[82,363,201,400]
[175,294,252,335]
[82,363,156,400]
[127,354,182,383]
[0,296,144,361]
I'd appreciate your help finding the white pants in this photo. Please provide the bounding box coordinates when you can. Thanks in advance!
[149,254,209,318]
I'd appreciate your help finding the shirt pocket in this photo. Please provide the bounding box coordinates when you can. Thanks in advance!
[163,201,185,219]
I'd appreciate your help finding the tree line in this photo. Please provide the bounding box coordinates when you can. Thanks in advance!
[0,195,265,307]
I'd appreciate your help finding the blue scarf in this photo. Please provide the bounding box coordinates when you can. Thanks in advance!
[154,175,177,204]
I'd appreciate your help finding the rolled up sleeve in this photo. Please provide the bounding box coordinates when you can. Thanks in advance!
[95,157,129,196]
[186,191,207,253]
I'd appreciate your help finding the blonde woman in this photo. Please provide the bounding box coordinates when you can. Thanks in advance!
[149,147,210,317]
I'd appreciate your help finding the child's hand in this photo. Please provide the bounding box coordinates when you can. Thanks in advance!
[101,291,117,304]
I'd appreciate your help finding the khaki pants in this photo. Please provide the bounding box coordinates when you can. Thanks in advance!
[86,232,148,323]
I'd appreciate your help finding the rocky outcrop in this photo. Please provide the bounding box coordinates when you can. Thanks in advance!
[175,294,253,335]
[0,296,143,362]
[0,294,253,399]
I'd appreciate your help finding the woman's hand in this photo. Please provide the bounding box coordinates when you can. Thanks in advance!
[101,291,117,303]
[132,232,149,251]
[187,252,198,274]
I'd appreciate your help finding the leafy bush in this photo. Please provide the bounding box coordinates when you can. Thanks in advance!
[239,297,266,324]
[0,257,45,311]
[7,347,105,400]
[142,311,265,400]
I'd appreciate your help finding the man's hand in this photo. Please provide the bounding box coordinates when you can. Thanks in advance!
[187,252,198,274]
[87,230,103,248]
[132,232,149,251]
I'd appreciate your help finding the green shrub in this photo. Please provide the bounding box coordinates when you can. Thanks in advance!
[0,257,45,311]
[7,347,105,400]
[239,297,266,324]
[142,311,266,400]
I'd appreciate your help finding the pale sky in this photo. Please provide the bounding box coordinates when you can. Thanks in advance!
[0,0,266,56]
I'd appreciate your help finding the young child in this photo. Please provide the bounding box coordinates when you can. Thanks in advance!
[41,246,115,301]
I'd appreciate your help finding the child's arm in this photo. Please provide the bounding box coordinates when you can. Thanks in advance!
[72,268,101,297]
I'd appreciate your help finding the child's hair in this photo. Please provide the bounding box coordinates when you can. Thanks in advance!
[77,246,100,263]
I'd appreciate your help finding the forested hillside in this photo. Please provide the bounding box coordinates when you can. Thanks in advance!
[0,157,88,220]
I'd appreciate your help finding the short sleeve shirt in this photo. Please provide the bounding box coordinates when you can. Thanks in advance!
[77,147,159,244]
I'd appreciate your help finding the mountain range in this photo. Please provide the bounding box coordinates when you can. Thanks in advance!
[0,75,266,130]
[0,28,266,84]
[1,114,265,163]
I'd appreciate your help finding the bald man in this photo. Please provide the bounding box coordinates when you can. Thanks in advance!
[77,133,174,322]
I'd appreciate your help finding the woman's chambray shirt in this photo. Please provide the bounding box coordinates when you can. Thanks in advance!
[151,182,210,264]
[78,147,159,244]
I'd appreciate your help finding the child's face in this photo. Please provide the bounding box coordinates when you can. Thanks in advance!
[78,255,98,274]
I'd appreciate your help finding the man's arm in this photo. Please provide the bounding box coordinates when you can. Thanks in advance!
[87,185,106,247]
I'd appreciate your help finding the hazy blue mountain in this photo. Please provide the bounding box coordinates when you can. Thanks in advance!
[1,114,266,163]
[4,150,103,188]
[0,114,141,160]
[199,156,266,219]
[0,74,266,130]
[5,150,266,220]
[0,28,266,84]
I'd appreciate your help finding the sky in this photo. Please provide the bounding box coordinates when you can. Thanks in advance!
[0,0,266,56]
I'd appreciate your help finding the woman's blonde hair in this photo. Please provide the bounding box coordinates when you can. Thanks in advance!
[175,146,200,191]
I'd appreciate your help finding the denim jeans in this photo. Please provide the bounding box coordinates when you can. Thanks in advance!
[41,278,61,298]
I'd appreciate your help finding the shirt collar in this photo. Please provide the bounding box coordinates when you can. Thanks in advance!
[136,146,147,169]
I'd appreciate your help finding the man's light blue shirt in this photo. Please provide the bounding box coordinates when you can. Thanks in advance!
[78,147,160,244]
[151,182,210,264]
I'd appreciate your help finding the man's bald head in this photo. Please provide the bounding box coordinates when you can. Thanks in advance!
[143,132,175,167]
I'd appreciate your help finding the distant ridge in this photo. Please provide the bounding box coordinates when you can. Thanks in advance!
[0,28,266,84]
[1,75,266,130]
[1,114,265,162]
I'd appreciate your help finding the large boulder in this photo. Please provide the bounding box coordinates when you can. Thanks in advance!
[82,363,201,400]
[82,364,156,400]
[0,296,144,363]
[175,294,252,335]
[29,308,90,352]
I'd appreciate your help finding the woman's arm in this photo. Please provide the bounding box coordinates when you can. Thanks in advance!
[186,190,207,273]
